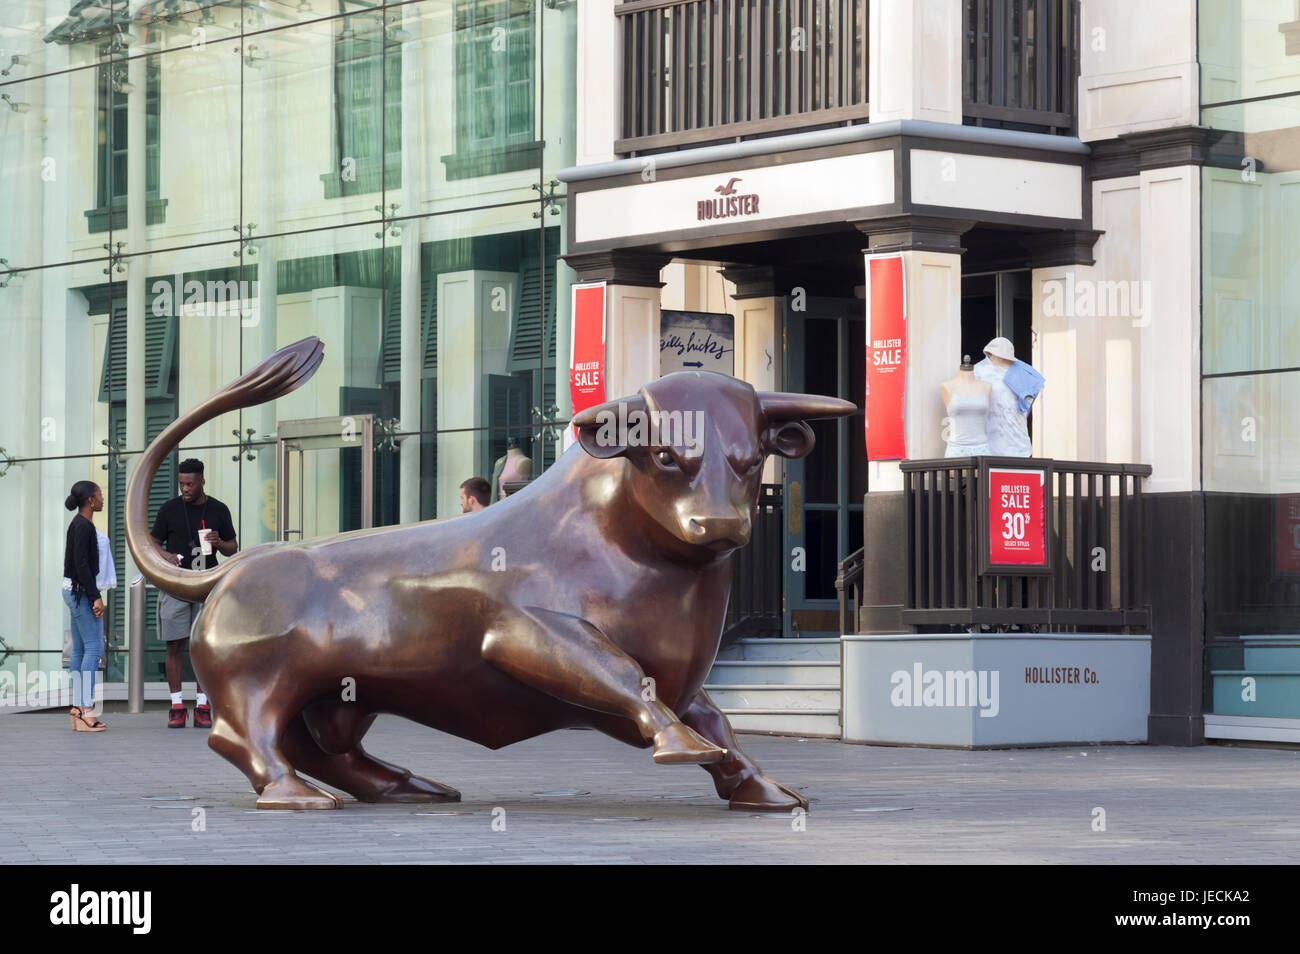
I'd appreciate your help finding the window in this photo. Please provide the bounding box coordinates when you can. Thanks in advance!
[323,15,401,198]
[86,56,165,233]
[442,0,539,180]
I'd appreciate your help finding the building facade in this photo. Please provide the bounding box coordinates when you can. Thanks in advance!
[0,0,577,684]
[2,0,1297,746]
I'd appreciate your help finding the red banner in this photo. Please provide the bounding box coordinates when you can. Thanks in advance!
[1277,494,1300,575]
[988,467,1047,567]
[865,253,906,461]
[570,282,607,429]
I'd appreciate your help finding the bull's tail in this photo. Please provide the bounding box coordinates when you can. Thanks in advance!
[124,337,325,603]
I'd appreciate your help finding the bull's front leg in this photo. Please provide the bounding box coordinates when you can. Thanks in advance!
[482,606,727,764]
[681,689,810,812]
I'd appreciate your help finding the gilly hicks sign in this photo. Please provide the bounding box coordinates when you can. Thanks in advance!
[696,177,761,222]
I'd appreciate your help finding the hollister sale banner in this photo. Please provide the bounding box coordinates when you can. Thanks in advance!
[988,467,1047,567]
[865,253,906,461]
[569,282,607,429]
[1277,494,1300,575]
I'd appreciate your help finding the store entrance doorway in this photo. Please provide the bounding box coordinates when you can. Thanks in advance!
[275,415,375,542]
[781,297,866,636]
[961,269,1033,366]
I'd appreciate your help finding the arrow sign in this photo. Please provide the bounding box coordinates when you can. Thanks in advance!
[683,361,703,368]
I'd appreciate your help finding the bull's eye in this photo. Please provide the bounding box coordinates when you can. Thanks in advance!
[654,449,677,469]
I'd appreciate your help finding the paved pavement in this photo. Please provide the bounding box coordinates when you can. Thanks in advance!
[3,703,1299,864]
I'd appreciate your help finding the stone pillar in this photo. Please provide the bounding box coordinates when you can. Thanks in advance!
[857,216,972,491]
[398,4,425,526]
[868,0,964,125]
[124,52,148,651]
[575,0,620,166]
[1078,0,1200,142]
[562,251,669,401]
[854,215,971,633]
[436,270,518,517]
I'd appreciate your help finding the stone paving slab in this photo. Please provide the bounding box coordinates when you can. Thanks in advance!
[2,704,1298,864]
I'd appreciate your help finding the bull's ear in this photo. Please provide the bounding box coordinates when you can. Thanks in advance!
[573,396,646,460]
[764,420,816,459]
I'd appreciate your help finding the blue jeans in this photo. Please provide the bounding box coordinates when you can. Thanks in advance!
[62,588,103,708]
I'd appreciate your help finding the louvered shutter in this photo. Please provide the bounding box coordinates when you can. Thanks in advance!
[106,400,177,681]
[485,374,529,479]
[98,299,177,401]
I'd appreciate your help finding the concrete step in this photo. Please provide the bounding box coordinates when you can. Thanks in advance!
[707,660,840,685]
[1242,644,1300,672]
[723,709,841,737]
[704,684,840,710]
[715,637,841,662]
[1210,670,1300,719]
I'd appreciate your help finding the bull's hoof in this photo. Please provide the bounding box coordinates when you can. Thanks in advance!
[364,773,461,804]
[726,774,809,812]
[652,724,728,764]
[256,776,343,810]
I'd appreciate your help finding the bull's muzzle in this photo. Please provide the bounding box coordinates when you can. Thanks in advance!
[684,514,752,551]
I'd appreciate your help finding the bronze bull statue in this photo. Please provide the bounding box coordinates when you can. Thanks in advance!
[126,337,856,810]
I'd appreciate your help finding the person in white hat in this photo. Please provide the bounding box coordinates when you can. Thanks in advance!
[973,336,1040,456]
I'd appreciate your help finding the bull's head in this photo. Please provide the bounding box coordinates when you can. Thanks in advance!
[573,372,857,562]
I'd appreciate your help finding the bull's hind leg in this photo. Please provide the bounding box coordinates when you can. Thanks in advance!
[283,700,460,804]
[482,606,726,764]
[682,690,809,812]
[206,682,341,810]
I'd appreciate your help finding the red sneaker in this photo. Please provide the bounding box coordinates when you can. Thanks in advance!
[168,704,188,728]
[193,704,212,729]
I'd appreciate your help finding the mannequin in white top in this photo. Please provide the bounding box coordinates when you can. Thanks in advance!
[972,336,1036,457]
[940,355,992,457]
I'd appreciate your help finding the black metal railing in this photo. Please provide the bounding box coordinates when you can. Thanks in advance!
[722,483,783,645]
[835,545,863,636]
[963,0,1080,135]
[882,457,1150,632]
[617,0,870,155]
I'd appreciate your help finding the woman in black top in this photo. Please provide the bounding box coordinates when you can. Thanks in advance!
[63,480,107,731]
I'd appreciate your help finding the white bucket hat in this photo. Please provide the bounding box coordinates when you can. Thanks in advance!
[983,336,1016,361]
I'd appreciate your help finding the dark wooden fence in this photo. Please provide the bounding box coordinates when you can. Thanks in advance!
[723,482,783,645]
[617,0,871,155]
[838,458,1151,634]
[963,0,1080,135]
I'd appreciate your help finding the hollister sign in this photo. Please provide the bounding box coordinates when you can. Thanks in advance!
[697,177,761,222]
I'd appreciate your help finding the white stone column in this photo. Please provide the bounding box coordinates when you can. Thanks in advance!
[1138,164,1200,495]
[1078,0,1200,141]
[858,218,971,491]
[398,5,426,525]
[868,0,963,125]
[575,0,620,166]
[563,252,669,403]
[436,270,518,517]
[123,51,148,655]
[605,285,660,399]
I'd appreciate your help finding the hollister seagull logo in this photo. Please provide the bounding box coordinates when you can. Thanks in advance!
[698,177,760,222]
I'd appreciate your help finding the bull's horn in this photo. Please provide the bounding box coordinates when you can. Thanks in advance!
[572,394,648,429]
[758,392,858,421]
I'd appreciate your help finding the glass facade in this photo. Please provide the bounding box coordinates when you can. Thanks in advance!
[1199,0,1300,720]
[0,1,576,686]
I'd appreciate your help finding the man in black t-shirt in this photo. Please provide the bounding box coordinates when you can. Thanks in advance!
[149,458,237,729]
